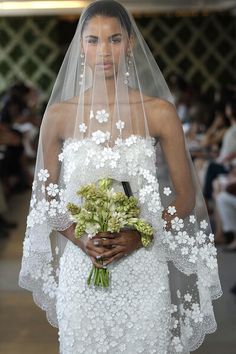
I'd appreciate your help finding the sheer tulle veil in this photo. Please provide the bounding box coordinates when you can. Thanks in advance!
[19,1,222,352]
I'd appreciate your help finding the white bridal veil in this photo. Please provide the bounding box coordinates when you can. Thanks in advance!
[19,1,222,352]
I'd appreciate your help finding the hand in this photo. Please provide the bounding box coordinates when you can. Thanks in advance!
[92,230,143,266]
[60,225,108,269]
[80,232,119,269]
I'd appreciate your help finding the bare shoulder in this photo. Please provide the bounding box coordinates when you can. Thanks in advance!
[144,96,182,138]
[43,98,78,138]
[45,98,77,119]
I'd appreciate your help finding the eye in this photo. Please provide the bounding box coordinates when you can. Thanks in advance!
[110,37,122,44]
[86,38,98,44]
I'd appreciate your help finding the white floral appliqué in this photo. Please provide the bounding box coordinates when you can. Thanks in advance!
[79,123,87,133]
[163,187,172,196]
[92,130,110,144]
[38,169,49,182]
[95,109,109,123]
[116,120,125,131]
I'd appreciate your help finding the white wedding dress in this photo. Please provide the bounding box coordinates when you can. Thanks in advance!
[20,135,221,354]
[57,136,172,354]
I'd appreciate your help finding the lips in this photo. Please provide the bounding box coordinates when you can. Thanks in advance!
[97,62,113,69]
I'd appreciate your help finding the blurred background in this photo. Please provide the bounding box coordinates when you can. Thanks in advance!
[0,1,236,353]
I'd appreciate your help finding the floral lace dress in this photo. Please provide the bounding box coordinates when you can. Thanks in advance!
[57,136,172,354]
[20,135,221,354]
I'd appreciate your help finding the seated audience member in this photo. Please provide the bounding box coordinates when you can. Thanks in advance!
[203,101,236,208]
[213,167,236,245]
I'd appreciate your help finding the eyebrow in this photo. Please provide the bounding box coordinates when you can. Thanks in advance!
[85,33,122,39]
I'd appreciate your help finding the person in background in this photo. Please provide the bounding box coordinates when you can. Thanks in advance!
[203,101,236,210]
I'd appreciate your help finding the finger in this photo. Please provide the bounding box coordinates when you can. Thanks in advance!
[90,256,105,269]
[86,248,106,259]
[86,241,107,253]
[100,246,123,260]
[102,252,124,266]
[93,238,122,247]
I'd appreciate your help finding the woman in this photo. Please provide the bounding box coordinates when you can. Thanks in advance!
[19,1,222,353]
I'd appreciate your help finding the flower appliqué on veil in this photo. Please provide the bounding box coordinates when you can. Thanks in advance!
[95,109,109,123]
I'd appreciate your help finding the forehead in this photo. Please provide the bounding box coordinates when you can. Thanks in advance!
[83,15,124,36]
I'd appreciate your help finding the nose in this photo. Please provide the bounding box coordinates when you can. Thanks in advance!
[98,41,111,57]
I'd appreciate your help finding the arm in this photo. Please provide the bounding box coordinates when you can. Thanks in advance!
[149,100,196,229]
[40,105,108,267]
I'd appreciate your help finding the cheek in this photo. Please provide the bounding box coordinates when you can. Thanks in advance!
[112,45,126,63]
[84,46,97,65]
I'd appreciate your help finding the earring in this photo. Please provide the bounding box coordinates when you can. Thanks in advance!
[124,52,132,85]
[79,53,85,86]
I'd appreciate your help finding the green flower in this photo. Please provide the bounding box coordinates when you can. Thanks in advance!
[67,203,81,215]
[98,178,113,190]
[75,222,86,238]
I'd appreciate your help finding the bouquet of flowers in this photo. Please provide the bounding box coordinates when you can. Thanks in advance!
[67,178,153,288]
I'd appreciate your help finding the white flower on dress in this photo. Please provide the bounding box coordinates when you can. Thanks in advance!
[116,120,125,131]
[200,219,208,229]
[184,324,193,338]
[191,308,203,323]
[49,208,57,217]
[184,293,192,302]
[188,237,195,246]
[171,304,178,313]
[189,215,196,223]
[37,199,49,212]
[172,318,179,329]
[79,123,87,133]
[176,230,189,244]
[163,187,172,196]
[181,247,189,255]
[125,135,137,146]
[50,199,59,209]
[167,205,176,215]
[92,130,110,144]
[32,181,37,191]
[38,169,49,182]
[95,109,109,123]
[171,217,184,231]
[46,183,59,197]
[196,230,206,244]
[189,253,197,263]
[209,233,215,242]
[206,256,217,270]
[172,337,183,353]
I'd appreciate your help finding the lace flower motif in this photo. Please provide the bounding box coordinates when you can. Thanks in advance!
[116,120,125,131]
[46,183,59,197]
[163,187,171,196]
[79,123,87,133]
[38,169,49,182]
[95,109,109,123]
[200,220,208,229]
[189,215,196,223]
[171,217,184,231]
[92,130,110,144]
[167,205,176,215]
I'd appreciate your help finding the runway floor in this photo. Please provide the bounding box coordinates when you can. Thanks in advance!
[0,191,235,354]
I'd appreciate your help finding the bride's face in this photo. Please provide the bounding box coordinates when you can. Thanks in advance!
[81,15,130,79]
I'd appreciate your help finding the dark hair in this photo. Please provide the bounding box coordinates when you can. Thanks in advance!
[80,0,132,37]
